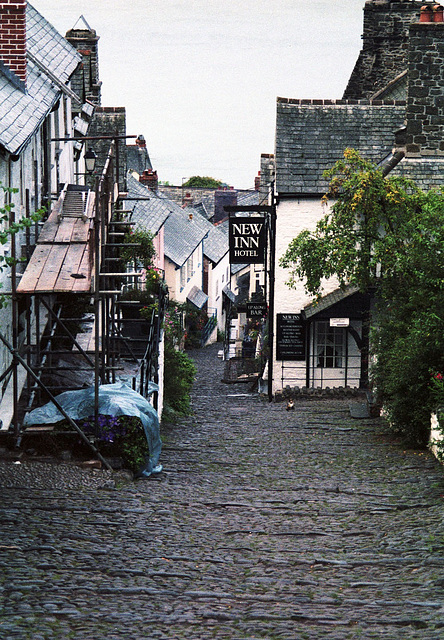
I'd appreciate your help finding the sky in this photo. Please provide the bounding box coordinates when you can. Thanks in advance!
[34,0,364,189]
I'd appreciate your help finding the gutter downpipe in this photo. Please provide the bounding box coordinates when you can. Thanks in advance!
[267,184,277,403]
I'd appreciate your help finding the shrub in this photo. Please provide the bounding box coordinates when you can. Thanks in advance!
[163,344,196,418]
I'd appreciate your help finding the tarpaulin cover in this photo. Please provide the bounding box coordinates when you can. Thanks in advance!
[23,382,162,476]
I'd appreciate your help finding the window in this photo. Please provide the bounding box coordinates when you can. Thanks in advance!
[316,321,345,368]
[187,253,193,281]
[180,265,186,290]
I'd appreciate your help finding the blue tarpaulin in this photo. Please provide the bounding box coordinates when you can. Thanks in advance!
[23,382,162,476]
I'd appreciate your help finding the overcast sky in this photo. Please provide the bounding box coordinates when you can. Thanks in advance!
[35,0,364,188]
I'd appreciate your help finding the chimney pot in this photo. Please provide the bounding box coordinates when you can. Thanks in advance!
[420,5,434,22]
[433,4,444,21]
[135,135,146,148]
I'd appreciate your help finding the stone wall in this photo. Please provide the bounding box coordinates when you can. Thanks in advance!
[88,107,126,191]
[406,22,444,155]
[344,0,423,99]
[65,23,102,108]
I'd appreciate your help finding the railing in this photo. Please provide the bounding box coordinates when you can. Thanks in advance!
[200,311,217,347]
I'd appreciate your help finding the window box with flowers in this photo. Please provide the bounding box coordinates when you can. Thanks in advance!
[429,372,444,463]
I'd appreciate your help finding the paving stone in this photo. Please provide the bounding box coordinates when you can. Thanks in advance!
[0,343,443,639]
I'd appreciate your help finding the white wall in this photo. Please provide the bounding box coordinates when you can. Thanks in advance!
[272,197,342,393]
[208,252,229,331]
[164,243,204,304]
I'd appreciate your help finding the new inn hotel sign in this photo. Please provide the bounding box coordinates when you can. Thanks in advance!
[229,217,266,264]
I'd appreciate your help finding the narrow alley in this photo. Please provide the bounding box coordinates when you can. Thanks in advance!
[0,344,443,639]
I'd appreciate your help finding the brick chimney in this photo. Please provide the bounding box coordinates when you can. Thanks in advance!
[0,1,27,85]
[254,171,261,191]
[139,169,158,191]
[405,9,444,155]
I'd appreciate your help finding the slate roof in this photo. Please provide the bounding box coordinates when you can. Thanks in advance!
[303,286,360,319]
[127,145,153,174]
[191,202,210,220]
[0,4,81,156]
[391,158,444,190]
[187,285,208,309]
[126,173,169,235]
[164,201,209,267]
[26,4,80,84]
[238,191,260,207]
[200,217,228,266]
[275,98,406,195]
[127,173,222,267]
[372,71,407,101]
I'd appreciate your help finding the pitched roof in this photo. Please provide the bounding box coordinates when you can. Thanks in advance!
[303,285,359,319]
[26,4,80,84]
[391,158,444,191]
[126,173,169,235]
[126,145,153,175]
[200,217,228,266]
[275,98,406,195]
[127,173,213,267]
[163,200,209,267]
[0,4,81,156]
[237,190,260,207]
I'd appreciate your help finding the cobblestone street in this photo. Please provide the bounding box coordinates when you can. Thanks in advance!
[0,344,443,639]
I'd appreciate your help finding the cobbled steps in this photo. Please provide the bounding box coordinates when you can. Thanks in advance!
[0,343,443,639]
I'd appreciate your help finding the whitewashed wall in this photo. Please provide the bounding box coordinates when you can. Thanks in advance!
[208,252,229,332]
[272,197,342,393]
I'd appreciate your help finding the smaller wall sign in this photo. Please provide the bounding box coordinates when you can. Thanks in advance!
[229,216,266,264]
[330,318,350,327]
[246,302,267,318]
[276,313,306,361]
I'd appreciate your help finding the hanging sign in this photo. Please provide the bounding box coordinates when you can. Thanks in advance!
[246,302,267,318]
[276,313,306,361]
[229,216,266,264]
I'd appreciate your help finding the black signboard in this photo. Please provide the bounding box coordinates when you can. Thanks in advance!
[229,216,266,264]
[246,302,267,319]
[276,313,306,361]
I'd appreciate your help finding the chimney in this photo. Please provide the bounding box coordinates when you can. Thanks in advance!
[135,135,146,148]
[0,1,27,85]
[182,191,194,207]
[65,16,102,106]
[405,7,444,156]
[254,171,261,191]
[139,169,158,191]
[214,188,237,224]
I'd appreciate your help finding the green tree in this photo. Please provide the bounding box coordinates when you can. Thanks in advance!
[121,228,156,270]
[182,176,223,188]
[280,149,444,445]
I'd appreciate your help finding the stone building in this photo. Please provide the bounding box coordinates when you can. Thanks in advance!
[270,0,444,395]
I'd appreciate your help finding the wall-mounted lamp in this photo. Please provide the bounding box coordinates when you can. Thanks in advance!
[84,148,97,173]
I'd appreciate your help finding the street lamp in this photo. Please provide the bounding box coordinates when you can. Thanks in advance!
[84,148,97,173]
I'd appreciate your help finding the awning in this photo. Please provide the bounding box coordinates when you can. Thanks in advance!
[222,285,236,303]
[187,285,208,309]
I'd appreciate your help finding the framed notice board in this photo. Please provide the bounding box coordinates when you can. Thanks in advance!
[276,313,306,361]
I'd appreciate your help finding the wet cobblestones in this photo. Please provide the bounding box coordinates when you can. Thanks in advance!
[0,344,443,639]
